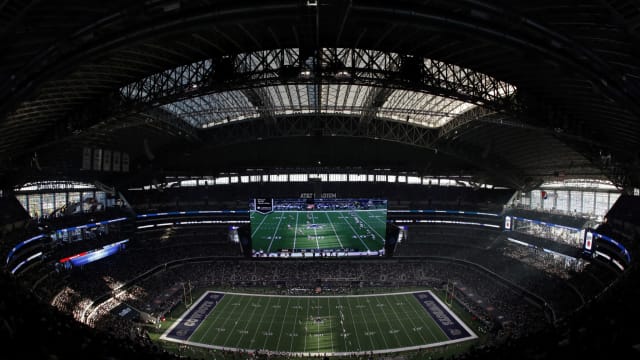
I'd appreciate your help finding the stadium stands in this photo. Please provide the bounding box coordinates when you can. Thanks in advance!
[504,207,593,230]
[3,2,640,358]
[0,198,638,359]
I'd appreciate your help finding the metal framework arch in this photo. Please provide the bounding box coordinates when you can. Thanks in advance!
[117,47,517,129]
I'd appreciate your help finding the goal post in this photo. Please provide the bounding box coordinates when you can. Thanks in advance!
[183,281,193,307]
[445,279,455,307]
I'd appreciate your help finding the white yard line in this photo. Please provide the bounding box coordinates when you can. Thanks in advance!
[354,211,385,243]
[232,296,262,348]
[195,307,219,344]
[304,297,310,352]
[325,211,344,249]
[220,296,250,345]
[274,297,290,351]
[407,295,443,342]
[372,295,402,346]
[262,299,284,349]
[382,294,428,344]
[266,213,285,253]
[364,296,390,348]
[311,212,320,249]
[344,297,363,352]
[356,297,376,350]
[371,211,388,226]
[293,212,299,249]
[251,213,269,238]
[244,297,272,349]
[339,211,370,251]
[316,298,321,352]
[327,297,334,353]
[289,300,302,353]
[335,299,348,350]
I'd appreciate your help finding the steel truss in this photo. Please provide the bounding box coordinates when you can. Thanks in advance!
[118,47,516,115]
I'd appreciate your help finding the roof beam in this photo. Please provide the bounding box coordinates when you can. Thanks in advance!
[358,88,395,127]
[431,106,510,147]
[242,88,277,124]
[115,47,517,131]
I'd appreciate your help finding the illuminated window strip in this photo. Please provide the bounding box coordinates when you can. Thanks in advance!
[589,230,631,263]
[6,217,128,265]
[612,258,625,271]
[388,209,500,217]
[507,237,578,261]
[410,219,501,228]
[136,219,250,229]
[10,251,43,275]
[137,210,247,218]
[510,216,581,232]
[130,173,502,191]
[6,234,45,264]
[594,250,611,261]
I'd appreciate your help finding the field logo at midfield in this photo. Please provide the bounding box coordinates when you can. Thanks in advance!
[413,292,470,340]
[164,292,224,341]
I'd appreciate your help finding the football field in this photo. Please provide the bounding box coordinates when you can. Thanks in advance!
[160,291,477,356]
[250,209,387,253]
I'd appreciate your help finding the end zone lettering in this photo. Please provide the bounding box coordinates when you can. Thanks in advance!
[423,300,453,326]
[413,291,471,340]
[184,300,216,326]
[166,292,224,341]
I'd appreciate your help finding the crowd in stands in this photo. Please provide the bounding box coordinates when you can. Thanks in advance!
[48,257,548,350]
[21,219,564,350]
[511,220,583,248]
[505,203,598,226]
[0,270,181,360]
[2,257,638,360]
[1,209,637,360]
[499,242,586,280]
[394,224,616,317]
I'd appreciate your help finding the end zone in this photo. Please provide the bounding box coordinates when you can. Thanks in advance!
[160,292,224,341]
[414,291,477,341]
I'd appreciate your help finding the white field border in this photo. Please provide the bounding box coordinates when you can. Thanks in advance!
[250,209,387,213]
[160,290,478,357]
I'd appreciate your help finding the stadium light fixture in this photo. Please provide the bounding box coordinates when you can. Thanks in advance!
[335,69,350,79]
[331,59,351,80]
[299,69,313,78]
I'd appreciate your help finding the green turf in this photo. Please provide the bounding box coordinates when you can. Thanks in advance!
[164,291,475,355]
[250,210,387,253]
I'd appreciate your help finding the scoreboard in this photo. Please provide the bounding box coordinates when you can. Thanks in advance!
[254,198,273,214]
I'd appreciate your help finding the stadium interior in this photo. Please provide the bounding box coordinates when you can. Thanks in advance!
[2,1,640,359]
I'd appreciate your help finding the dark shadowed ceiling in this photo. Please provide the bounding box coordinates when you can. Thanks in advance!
[1,0,639,190]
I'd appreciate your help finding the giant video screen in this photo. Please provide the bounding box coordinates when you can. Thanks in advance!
[250,198,387,257]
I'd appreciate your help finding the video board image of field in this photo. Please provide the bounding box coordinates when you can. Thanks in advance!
[161,291,477,356]
[249,199,387,255]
